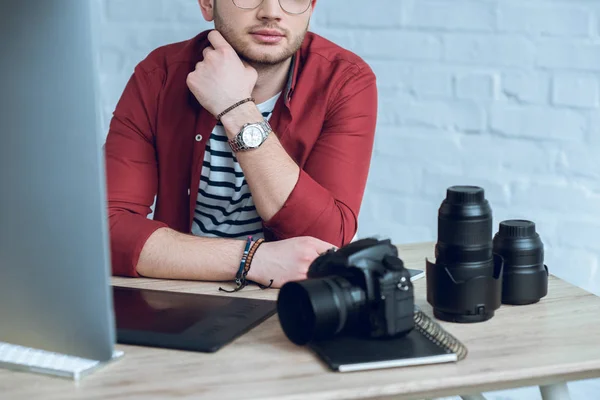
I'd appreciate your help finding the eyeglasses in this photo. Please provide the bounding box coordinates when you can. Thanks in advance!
[232,0,312,15]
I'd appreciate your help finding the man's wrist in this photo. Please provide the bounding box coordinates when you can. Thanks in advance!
[220,102,264,139]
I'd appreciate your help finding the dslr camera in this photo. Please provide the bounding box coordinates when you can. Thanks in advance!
[277,238,415,345]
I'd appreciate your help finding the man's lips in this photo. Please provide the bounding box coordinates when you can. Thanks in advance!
[250,29,285,36]
[250,29,285,44]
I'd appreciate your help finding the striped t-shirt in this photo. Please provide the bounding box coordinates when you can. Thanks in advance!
[191,92,281,240]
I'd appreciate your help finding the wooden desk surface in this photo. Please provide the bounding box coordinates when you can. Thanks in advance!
[2,242,600,400]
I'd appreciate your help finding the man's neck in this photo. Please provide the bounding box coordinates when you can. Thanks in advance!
[249,58,292,104]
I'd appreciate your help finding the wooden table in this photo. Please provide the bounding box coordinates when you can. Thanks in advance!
[2,242,600,400]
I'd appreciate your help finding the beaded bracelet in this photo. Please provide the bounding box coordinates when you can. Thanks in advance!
[243,238,264,277]
[219,236,253,293]
[244,239,273,290]
[218,237,273,293]
[216,97,254,121]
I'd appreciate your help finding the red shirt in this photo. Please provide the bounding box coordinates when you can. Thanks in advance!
[104,30,378,277]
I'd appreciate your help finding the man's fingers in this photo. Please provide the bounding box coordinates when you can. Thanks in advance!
[202,46,214,60]
[207,29,232,51]
[312,239,338,255]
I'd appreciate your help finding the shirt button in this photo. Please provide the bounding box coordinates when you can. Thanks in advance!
[188,189,191,196]
[195,134,203,142]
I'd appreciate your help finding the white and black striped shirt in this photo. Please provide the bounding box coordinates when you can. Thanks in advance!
[191,93,281,240]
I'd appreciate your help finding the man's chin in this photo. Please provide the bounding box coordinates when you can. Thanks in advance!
[240,49,293,66]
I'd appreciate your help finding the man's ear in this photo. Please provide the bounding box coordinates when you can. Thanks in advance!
[198,0,215,22]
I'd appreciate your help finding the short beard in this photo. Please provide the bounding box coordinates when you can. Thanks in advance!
[213,4,308,66]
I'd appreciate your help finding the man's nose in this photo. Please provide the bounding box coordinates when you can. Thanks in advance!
[256,0,284,20]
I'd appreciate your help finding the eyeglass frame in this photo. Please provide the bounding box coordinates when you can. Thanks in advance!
[232,0,313,15]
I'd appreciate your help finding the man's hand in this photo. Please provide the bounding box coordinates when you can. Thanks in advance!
[186,30,258,117]
[248,236,337,288]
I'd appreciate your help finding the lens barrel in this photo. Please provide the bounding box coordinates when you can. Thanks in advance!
[277,277,365,345]
[426,186,503,323]
[493,220,549,305]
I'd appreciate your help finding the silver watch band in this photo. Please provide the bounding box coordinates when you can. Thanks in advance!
[229,121,271,152]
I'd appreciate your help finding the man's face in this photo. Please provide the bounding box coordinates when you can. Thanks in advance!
[207,0,314,66]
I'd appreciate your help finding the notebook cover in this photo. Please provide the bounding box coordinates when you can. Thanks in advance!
[309,328,457,372]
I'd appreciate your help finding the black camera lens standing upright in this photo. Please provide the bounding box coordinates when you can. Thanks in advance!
[493,219,549,305]
[426,186,503,323]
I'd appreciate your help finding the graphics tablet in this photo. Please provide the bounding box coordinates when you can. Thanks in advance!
[112,286,276,353]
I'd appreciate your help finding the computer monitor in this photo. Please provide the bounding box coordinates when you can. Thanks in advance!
[0,0,115,362]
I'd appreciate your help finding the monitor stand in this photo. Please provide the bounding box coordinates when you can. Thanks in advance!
[0,341,124,381]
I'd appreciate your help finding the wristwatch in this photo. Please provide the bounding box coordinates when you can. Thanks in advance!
[228,121,272,152]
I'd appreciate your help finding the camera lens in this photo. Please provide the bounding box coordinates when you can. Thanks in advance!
[436,186,493,268]
[493,220,549,305]
[277,277,365,345]
[426,186,503,323]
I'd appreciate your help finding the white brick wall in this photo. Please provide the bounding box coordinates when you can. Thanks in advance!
[96,2,600,396]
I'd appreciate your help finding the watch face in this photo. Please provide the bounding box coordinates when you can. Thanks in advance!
[242,126,263,147]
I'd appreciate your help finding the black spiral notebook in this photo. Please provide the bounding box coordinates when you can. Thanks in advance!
[309,308,468,373]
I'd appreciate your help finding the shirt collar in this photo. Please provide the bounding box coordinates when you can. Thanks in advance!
[284,52,300,106]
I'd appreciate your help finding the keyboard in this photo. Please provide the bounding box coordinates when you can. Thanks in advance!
[0,341,123,380]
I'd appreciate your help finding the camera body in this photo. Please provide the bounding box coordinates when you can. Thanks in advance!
[304,238,414,339]
[278,238,415,345]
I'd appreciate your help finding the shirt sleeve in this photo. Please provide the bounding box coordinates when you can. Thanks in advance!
[103,63,169,277]
[262,65,378,247]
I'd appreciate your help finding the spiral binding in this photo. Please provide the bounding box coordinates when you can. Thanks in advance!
[413,306,468,361]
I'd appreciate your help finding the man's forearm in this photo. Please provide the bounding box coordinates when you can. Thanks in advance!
[136,227,247,281]
[220,104,300,221]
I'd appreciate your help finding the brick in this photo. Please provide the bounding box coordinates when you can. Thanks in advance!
[490,105,587,142]
[560,220,600,250]
[403,198,439,228]
[498,4,592,37]
[360,222,434,246]
[369,62,452,99]
[548,248,599,295]
[589,111,600,147]
[421,170,510,207]
[444,35,535,67]
[501,71,551,104]
[102,72,132,111]
[170,0,206,23]
[377,92,414,126]
[456,73,496,100]
[511,180,600,216]
[537,41,600,71]
[552,73,600,108]
[309,28,356,52]
[106,0,168,22]
[393,225,435,245]
[356,31,442,61]
[373,127,462,172]
[99,48,125,74]
[557,143,600,180]
[458,135,560,174]
[411,69,454,99]
[404,0,495,32]
[315,0,403,28]
[384,100,485,133]
[366,156,422,194]
[367,62,412,91]
[362,193,411,226]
